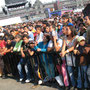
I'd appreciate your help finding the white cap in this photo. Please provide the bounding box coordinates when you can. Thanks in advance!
[77,36,85,42]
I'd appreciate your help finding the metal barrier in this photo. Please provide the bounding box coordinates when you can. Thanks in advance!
[2,51,62,79]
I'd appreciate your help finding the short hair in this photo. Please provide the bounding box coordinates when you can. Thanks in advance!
[0,36,3,40]
[15,35,22,39]
[22,34,29,39]
[35,25,41,30]
[7,36,14,40]
[44,34,51,42]
[46,23,50,27]
[79,23,86,27]
[42,20,48,24]
[62,14,69,19]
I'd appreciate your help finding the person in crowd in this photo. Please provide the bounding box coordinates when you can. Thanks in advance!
[35,25,43,44]
[17,35,32,83]
[74,36,90,89]
[35,34,54,84]
[78,23,87,37]
[61,24,79,89]
[57,23,63,38]
[13,35,23,52]
[53,35,69,89]
[45,24,50,34]
[28,41,40,84]
[0,11,90,90]
[85,16,90,44]
[0,36,6,78]
[27,27,34,41]
[1,36,16,76]
[29,25,36,33]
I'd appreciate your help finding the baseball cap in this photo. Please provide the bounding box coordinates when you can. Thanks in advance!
[68,23,74,26]
[77,36,85,42]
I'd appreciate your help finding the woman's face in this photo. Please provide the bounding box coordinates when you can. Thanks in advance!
[43,35,47,43]
[62,26,66,35]
[66,26,72,36]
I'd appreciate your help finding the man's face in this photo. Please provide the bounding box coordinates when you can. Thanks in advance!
[29,43,35,48]
[43,24,46,27]
[7,40,11,44]
[58,25,61,29]
[21,29,24,32]
[79,40,85,46]
[23,37,29,44]
[50,26,52,32]
[24,27,28,32]
[59,19,62,23]
[79,24,84,30]
[46,27,50,33]
[15,37,21,42]
[36,28,41,34]
[85,16,90,25]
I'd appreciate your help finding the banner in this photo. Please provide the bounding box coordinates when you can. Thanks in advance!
[0,16,22,26]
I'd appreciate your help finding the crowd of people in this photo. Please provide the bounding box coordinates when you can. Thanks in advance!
[0,12,90,90]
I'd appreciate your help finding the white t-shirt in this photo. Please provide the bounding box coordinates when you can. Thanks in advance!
[52,30,58,39]
[36,32,43,44]
[48,39,63,51]
[0,33,4,36]
[57,39,63,48]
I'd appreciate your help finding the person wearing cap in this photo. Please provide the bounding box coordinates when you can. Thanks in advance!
[68,23,74,27]
[74,36,90,89]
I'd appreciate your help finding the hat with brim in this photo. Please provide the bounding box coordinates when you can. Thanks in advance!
[77,36,85,42]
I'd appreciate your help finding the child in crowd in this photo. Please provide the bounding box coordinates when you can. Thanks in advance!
[74,36,90,89]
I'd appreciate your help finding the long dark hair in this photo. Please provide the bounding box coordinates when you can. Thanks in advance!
[68,26,77,37]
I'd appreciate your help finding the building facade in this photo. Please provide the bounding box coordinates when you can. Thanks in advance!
[0,0,90,21]
[57,0,90,10]
[29,0,55,20]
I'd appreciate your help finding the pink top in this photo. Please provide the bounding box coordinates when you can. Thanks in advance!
[0,40,6,48]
